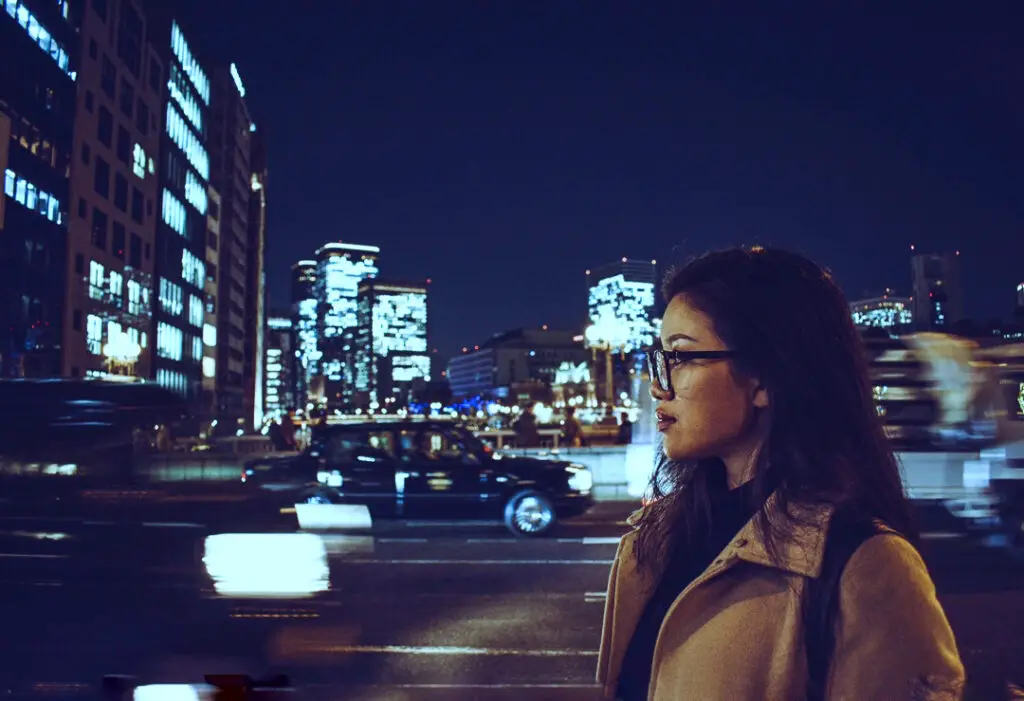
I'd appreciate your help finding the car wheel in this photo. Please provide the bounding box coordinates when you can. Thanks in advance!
[504,490,556,537]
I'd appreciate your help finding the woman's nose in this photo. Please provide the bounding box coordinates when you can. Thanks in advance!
[649,380,671,401]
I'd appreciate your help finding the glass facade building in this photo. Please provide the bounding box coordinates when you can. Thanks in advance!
[152,18,209,397]
[1,0,77,377]
[264,314,293,419]
[850,293,913,330]
[314,242,379,409]
[354,280,429,408]
[585,258,658,353]
[290,259,318,408]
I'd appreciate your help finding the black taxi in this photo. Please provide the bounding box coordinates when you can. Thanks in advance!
[241,420,594,536]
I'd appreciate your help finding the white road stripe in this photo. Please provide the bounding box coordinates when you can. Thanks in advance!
[582,536,622,545]
[142,522,206,529]
[312,644,598,656]
[465,538,516,543]
[331,684,602,689]
[0,553,68,559]
[377,538,429,543]
[342,558,614,565]
[921,532,967,540]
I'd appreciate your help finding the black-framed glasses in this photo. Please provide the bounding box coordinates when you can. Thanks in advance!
[646,348,736,398]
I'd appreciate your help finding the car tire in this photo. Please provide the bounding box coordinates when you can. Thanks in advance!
[504,490,556,537]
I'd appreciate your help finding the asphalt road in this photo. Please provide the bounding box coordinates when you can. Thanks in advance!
[0,502,1022,701]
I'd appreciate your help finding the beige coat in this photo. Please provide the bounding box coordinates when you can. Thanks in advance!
[597,499,965,700]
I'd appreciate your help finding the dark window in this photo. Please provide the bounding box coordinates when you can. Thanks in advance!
[148,56,161,94]
[94,156,110,198]
[100,55,116,99]
[118,77,134,118]
[116,125,130,165]
[144,242,151,260]
[85,90,94,113]
[97,106,113,147]
[78,198,87,218]
[116,3,143,78]
[72,309,82,332]
[129,233,142,267]
[208,232,218,251]
[131,188,144,224]
[91,0,107,21]
[111,222,126,259]
[135,99,149,136]
[91,207,108,250]
[113,174,128,212]
[89,39,98,60]
[80,144,90,164]
[74,254,84,275]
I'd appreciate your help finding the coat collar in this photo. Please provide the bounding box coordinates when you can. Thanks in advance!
[624,492,836,579]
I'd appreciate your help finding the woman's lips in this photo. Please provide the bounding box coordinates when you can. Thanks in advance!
[655,410,677,432]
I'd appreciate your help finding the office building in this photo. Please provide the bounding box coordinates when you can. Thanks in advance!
[585,257,659,353]
[353,279,429,409]
[849,291,913,330]
[206,62,254,426]
[447,328,588,401]
[150,16,210,398]
[200,184,220,404]
[290,259,317,409]
[2,0,76,377]
[911,252,964,332]
[314,242,379,409]
[246,126,267,429]
[63,0,161,381]
[264,314,293,419]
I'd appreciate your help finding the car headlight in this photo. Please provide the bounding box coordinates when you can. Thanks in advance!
[567,464,592,493]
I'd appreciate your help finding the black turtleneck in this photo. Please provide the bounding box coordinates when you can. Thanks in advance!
[616,478,761,701]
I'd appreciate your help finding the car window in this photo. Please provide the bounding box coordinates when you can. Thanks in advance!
[398,428,477,463]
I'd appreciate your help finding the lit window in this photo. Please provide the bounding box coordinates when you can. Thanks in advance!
[161,188,186,237]
[202,356,216,378]
[159,277,183,316]
[3,0,74,79]
[203,322,217,346]
[86,314,103,354]
[89,260,105,300]
[4,168,61,223]
[108,269,123,300]
[181,249,204,288]
[156,321,183,361]
[3,169,14,197]
[188,294,203,327]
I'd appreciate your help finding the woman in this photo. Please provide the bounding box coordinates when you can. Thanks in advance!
[597,247,964,700]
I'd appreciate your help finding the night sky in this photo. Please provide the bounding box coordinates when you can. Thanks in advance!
[179,1,1022,360]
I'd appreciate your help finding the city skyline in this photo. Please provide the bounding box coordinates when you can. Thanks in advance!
[172,1,1021,358]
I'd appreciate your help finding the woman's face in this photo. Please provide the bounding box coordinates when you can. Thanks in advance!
[653,295,768,463]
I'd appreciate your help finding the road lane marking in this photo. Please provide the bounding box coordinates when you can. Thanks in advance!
[326,684,603,690]
[377,538,429,543]
[584,591,607,603]
[921,532,967,540]
[0,553,68,559]
[341,558,613,565]
[308,644,598,656]
[142,522,206,528]
[582,536,622,545]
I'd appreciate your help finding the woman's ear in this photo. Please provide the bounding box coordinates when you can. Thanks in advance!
[752,381,769,409]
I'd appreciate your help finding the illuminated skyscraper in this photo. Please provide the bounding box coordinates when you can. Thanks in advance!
[2,0,76,377]
[290,259,318,408]
[911,252,964,332]
[849,290,913,330]
[585,258,659,352]
[314,242,379,409]
[150,15,210,397]
[354,279,429,408]
[264,314,294,419]
[62,0,158,382]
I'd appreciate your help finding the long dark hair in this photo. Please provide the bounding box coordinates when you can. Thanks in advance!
[633,246,918,573]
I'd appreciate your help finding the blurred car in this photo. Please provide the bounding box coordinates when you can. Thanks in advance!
[241,420,594,536]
